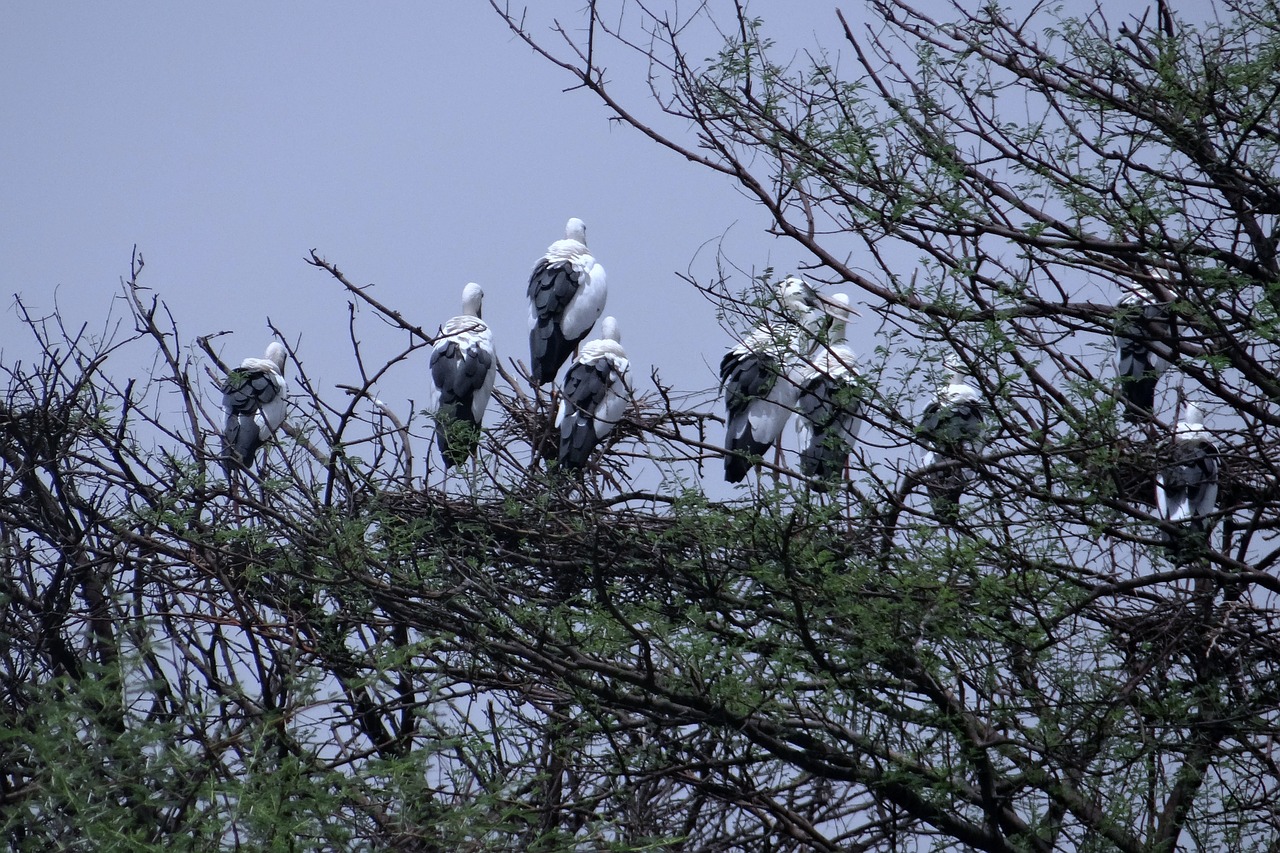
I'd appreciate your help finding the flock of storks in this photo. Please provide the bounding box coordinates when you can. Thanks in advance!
[221,219,1218,538]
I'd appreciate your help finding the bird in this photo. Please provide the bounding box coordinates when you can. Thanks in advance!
[429,283,496,469]
[720,276,827,483]
[555,316,631,470]
[1114,289,1173,422]
[527,217,607,386]
[795,293,864,483]
[222,341,288,469]
[916,360,985,517]
[1156,401,1219,548]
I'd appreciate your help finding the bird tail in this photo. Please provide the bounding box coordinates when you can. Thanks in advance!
[1120,375,1158,422]
[434,407,481,469]
[529,322,578,386]
[558,416,596,470]
[800,433,849,484]
[922,456,975,522]
[1161,519,1211,565]
[223,414,261,471]
[724,429,772,484]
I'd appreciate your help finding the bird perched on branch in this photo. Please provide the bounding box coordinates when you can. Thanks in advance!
[916,360,985,518]
[795,293,863,484]
[222,341,288,469]
[720,277,827,484]
[1156,401,1219,561]
[429,283,496,469]
[527,217,607,386]
[556,316,631,470]
[1115,289,1173,422]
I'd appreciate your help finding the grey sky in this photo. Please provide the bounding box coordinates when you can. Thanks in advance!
[0,3,877,485]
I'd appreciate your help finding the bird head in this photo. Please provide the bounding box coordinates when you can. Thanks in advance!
[600,315,621,343]
[265,341,288,373]
[1176,401,1207,437]
[462,282,485,318]
[565,218,588,245]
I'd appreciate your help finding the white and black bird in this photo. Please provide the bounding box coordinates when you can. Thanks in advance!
[555,316,631,470]
[527,217,607,386]
[1115,290,1173,422]
[916,361,985,516]
[720,277,827,484]
[795,293,864,483]
[429,283,496,469]
[1156,401,1219,535]
[222,341,288,469]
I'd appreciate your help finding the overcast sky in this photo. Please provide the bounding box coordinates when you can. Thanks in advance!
[0,3,888,486]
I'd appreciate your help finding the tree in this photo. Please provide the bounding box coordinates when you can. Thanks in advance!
[4,1,1280,850]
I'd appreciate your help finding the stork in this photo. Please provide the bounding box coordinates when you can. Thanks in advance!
[222,341,288,469]
[429,283,496,469]
[795,293,863,484]
[720,277,827,483]
[527,218,607,386]
[916,360,985,518]
[556,317,631,470]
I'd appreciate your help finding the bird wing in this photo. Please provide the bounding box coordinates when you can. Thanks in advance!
[222,360,287,464]
[528,258,585,323]
[431,340,496,424]
[720,348,779,417]
[1158,439,1220,523]
[558,353,630,467]
[559,258,606,343]
[527,256,605,384]
[803,363,864,479]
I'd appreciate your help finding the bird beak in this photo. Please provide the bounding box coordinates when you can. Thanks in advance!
[816,293,861,317]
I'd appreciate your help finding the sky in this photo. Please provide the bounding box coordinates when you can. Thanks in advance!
[0,3,880,488]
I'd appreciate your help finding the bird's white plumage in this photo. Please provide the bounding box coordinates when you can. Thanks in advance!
[527,217,608,385]
[222,341,288,467]
[720,277,826,483]
[795,293,863,480]
[555,316,631,469]
[430,283,496,468]
[1156,402,1219,526]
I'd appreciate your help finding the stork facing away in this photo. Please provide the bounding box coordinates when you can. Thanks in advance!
[720,277,827,484]
[429,282,496,470]
[223,341,288,470]
[527,217,607,386]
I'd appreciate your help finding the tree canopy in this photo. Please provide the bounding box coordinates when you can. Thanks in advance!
[5,1,1280,850]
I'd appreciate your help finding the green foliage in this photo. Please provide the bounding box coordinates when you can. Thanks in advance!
[7,0,1280,849]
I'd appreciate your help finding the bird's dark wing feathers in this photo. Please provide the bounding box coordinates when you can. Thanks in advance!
[431,341,494,468]
[222,368,280,466]
[559,360,617,469]
[797,374,859,479]
[918,399,983,450]
[1163,440,1220,494]
[528,260,589,385]
[223,369,280,415]
[431,342,494,421]
[528,259,582,318]
[720,350,780,417]
[1115,303,1175,421]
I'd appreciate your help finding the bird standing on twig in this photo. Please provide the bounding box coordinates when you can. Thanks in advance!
[528,217,607,386]
[916,360,985,518]
[429,283,496,469]
[556,316,631,470]
[222,341,288,469]
[1156,401,1219,562]
[796,293,864,484]
[720,277,828,484]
